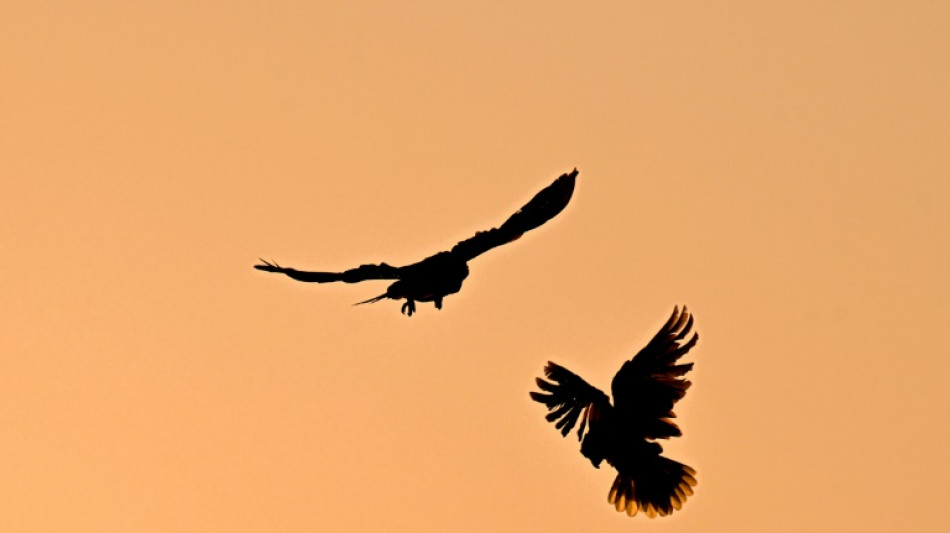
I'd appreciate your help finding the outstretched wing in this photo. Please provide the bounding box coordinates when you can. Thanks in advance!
[254,259,401,283]
[531,361,610,441]
[610,306,700,440]
[450,168,578,261]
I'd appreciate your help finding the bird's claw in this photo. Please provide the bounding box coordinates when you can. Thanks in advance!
[401,300,416,317]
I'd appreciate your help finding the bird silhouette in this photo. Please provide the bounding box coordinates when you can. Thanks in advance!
[255,168,577,316]
[531,306,700,518]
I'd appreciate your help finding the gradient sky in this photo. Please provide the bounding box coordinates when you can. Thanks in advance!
[2,2,948,532]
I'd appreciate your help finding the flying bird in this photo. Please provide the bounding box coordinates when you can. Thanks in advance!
[255,168,577,316]
[531,306,701,518]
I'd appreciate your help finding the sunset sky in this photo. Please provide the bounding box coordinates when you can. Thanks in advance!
[2,2,948,532]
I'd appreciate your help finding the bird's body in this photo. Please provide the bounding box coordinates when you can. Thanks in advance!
[531,306,700,518]
[256,169,577,316]
[355,251,470,313]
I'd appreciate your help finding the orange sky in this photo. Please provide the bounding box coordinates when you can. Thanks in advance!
[2,2,949,532]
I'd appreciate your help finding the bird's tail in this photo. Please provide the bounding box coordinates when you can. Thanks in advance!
[354,293,388,306]
[608,456,697,518]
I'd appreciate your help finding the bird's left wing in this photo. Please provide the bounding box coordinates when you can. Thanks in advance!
[610,306,699,440]
[254,259,401,283]
[531,361,610,441]
[450,168,577,261]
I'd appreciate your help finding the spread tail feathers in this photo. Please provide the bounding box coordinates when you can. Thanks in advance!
[608,458,697,518]
[354,293,388,306]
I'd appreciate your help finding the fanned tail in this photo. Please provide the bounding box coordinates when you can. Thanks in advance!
[607,457,697,518]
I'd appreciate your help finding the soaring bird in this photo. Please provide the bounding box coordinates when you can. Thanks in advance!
[255,168,577,316]
[531,306,701,518]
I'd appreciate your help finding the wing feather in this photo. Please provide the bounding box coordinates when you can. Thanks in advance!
[611,306,700,440]
[531,361,610,441]
[451,169,577,261]
[254,259,401,283]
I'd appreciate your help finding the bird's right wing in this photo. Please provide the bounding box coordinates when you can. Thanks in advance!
[610,306,699,440]
[254,259,401,283]
[450,168,577,261]
[531,361,611,441]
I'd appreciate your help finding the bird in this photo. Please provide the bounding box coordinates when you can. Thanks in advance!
[530,306,700,518]
[255,168,577,316]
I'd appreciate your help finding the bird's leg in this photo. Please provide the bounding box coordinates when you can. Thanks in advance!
[434,296,443,310]
[401,299,416,316]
